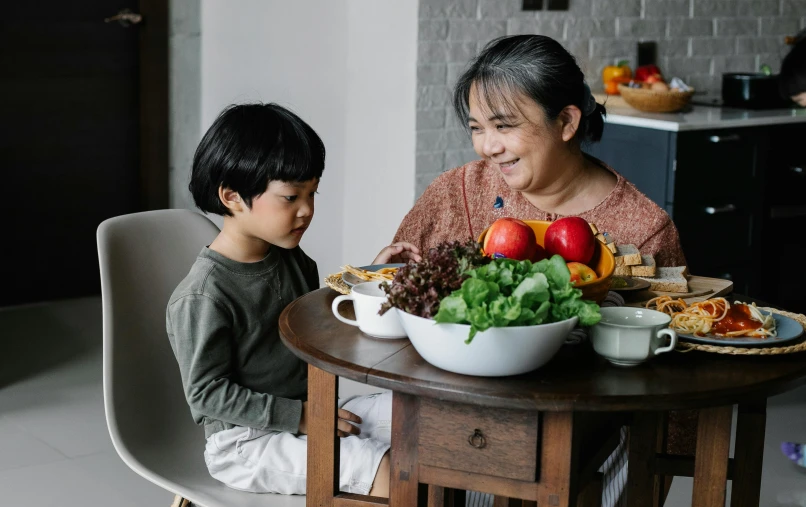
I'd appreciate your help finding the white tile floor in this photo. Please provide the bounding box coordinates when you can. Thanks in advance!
[1,296,805,507]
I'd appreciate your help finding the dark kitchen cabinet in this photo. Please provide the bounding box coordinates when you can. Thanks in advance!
[585,121,806,313]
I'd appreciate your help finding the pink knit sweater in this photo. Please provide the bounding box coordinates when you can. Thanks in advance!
[393,158,687,267]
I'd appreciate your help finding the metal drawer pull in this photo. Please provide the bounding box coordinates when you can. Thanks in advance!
[704,204,737,215]
[708,134,741,143]
[468,429,486,449]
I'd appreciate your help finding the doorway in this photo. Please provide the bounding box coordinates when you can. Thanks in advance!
[0,2,168,306]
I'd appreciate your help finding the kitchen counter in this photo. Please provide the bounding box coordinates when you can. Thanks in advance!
[595,94,806,131]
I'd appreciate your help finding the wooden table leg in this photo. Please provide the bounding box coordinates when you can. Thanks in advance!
[625,412,662,507]
[692,405,733,507]
[730,400,766,507]
[390,392,420,507]
[535,412,575,507]
[307,365,339,507]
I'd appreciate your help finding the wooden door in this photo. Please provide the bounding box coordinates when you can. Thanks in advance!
[0,2,167,306]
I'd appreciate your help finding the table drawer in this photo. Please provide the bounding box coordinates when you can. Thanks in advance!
[417,398,538,482]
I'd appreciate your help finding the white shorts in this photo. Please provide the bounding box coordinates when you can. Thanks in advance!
[204,391,392,495]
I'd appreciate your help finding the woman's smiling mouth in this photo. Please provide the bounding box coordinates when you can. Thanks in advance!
[497,159,520,174]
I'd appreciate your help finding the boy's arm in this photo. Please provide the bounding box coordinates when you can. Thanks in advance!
[167,294,302,433]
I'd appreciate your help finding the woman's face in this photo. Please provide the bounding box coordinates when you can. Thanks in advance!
[467,85,570,193]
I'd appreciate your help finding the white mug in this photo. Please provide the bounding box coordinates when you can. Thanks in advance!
[590,307,678,367]
[331,282,406,339]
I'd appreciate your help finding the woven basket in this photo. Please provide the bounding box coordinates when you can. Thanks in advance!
[617,84,695,113]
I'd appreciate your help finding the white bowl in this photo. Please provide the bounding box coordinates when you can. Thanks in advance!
[396,310,578,377]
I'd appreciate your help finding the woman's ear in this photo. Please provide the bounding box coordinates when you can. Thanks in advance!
[218,185,244,213]
[558,105,583,143]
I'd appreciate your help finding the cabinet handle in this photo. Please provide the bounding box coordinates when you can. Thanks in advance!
[708,134,741,143]
[467,429,486,449]
[704,204,737,215]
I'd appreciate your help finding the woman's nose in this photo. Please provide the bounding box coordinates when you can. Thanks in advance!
[480,132,504,158]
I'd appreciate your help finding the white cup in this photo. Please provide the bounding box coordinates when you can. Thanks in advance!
[590,307,678,367]
[331,282,407,339]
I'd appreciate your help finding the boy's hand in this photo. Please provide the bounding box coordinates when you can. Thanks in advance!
[298,402,363,438]
[373,242,421,265]
[337,408,362,438]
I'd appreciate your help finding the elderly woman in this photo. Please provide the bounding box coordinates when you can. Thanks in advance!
[378,34,685,268]
[375,34,691,507]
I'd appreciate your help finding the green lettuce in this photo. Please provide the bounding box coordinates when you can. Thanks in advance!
[434,255,601,343]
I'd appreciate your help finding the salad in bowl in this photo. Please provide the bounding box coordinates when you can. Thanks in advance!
[380,240,601,376]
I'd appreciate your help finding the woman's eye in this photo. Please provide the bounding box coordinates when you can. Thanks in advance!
[496,124,510,130]
[469,125,481,133]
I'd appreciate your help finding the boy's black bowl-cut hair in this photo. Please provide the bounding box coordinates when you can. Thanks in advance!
[190,103,326,216]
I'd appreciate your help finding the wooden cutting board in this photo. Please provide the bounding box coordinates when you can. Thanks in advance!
[623,275,734,308]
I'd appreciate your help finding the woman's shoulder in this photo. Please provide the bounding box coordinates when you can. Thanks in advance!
[588,159,671,225]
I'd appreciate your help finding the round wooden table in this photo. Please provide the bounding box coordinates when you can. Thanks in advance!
[279,288,806,507]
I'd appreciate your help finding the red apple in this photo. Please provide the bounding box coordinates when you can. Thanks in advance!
[483,218,545,261]
[544,217,596,264]
[567,262,598,285]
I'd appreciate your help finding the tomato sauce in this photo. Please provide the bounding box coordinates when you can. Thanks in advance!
[711,304,761,335]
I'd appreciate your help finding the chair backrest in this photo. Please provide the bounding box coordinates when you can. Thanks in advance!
[97,210,305,507]
[98,209,218,446]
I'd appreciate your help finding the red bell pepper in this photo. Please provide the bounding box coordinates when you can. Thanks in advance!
[634,64,662,82]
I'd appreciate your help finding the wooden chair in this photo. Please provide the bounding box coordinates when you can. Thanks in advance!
[97,210,305,507]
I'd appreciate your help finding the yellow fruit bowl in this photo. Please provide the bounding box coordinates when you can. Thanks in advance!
[478,220,615,304]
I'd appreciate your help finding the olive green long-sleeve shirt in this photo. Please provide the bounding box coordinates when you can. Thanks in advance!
[166,246,318,438]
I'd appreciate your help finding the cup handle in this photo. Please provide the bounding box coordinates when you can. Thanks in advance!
[331,295,359,327]
[654,329,678,355]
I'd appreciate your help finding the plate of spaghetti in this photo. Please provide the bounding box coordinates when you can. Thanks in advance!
[646,296,804,346]
[341,264,403,287]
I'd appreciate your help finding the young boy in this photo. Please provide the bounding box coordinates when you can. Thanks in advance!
[166,103,394,496]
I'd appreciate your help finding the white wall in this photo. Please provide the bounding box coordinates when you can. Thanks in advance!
[200,1,417,279]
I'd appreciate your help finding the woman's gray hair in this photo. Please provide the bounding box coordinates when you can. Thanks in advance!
[453,34,606,143]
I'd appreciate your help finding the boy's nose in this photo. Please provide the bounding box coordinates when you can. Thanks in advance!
[297,201,313,217]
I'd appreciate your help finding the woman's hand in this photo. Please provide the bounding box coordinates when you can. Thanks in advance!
[373,242,421,265]
[298,402,363,437]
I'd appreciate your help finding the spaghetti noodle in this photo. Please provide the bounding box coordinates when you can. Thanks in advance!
[646,296,776,338]
[341,265,398,283]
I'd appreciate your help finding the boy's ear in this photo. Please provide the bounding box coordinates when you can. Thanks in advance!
[218,185,244,213]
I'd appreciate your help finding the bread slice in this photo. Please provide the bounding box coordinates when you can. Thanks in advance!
[630,255,656,277]
[614,264,632,276]
[606,242,617,254]
[635,267,689,293]
[614,244,642,267]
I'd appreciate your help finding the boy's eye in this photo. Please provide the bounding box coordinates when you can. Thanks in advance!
[469,125,480,132]
[284,195,297,202]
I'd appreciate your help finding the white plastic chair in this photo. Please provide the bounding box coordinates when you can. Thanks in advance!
[97,210,305,507]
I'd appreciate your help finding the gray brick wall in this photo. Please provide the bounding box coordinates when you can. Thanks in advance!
[415,0,805,196]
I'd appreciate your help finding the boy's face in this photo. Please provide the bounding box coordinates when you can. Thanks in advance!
[239,178,319,250]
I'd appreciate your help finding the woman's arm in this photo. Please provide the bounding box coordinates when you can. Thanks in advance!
[638,219,687,267]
